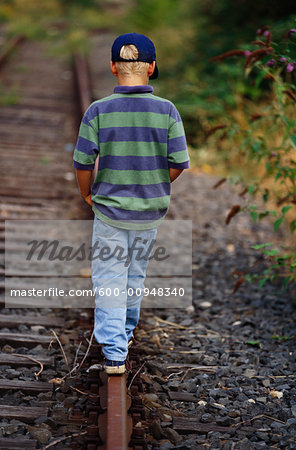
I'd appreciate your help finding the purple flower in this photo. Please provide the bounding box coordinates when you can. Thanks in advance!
[280,57,288,62]
[265,59,275,66]
[244,50,251,56]
[256,28,262,35]
[263,30,270,37]
[288,28,296,37]
[286,62,295,72]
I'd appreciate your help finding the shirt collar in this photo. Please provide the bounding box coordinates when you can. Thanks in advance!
[114,85,153,94]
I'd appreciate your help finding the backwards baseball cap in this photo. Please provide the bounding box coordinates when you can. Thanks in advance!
[111,32,159,79]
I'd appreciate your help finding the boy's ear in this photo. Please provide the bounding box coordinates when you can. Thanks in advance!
[110,61,118,77]
[148,61,156,77]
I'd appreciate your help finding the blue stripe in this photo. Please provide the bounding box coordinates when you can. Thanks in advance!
[76,136,99,155]
[92,182,171,199]
[82,116,92,125]
[167,136,187,154]
[99,127,168,143]
[87,97,172,117]
[169,106,181,123]
[73,161,95,170]
[168,161,189,169]
[94,202,167,221]
[98,155,168,171]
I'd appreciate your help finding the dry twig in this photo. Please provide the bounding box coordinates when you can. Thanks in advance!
[11,353,44,379]
[213,178,227,189]
[154,316,188,329]
[73,340,82,371]
[76,328,94,373]
[41,431,87,449]
[50,329,70,373]
[128,361,146,390]
[232,413,285,427]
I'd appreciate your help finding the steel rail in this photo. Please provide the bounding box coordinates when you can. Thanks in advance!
[0,35,24,70]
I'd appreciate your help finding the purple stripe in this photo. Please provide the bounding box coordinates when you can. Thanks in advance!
[169,106,181,123]
[99,127,168,143]
[73,161,95,170]
[94,202,167,221]
[76,136,99,155]
[92,182,171,199]
[114,85,153,94]
[98,155,168,171]
[167,136,187,154]
[82,115,92,125]
[87,98,172,117]
[168,161,189,169]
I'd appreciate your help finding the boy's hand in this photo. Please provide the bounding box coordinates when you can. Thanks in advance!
[83,194,93,207]
[169,168,184,182]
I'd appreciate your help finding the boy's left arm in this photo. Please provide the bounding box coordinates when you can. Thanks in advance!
[169,168,183,182]
[167,105,189,181]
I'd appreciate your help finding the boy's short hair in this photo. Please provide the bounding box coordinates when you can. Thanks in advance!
[115,45,150,77]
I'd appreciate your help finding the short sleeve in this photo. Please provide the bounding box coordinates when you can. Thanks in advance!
[73,104,99,170]
[167,105,189,169]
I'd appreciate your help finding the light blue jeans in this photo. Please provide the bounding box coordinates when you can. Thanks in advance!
[91,216,157,361]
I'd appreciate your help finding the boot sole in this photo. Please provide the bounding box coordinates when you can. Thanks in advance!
[104,364,126,375]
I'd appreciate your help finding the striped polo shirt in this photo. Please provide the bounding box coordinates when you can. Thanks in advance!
[73,84,189,230]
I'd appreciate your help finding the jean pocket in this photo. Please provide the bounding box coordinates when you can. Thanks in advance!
[94,218,120,239]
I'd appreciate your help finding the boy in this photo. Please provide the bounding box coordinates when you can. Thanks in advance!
[73,32,189,374]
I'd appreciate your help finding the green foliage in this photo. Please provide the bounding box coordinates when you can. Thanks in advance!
[122,1,296,152]
[271,334,294,342]
[0,0,114,56]
[247,243,296,289]
[0,83,20,105]
[246,340,263,348]
[205,24,296,293]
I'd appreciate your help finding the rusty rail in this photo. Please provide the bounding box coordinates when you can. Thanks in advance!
[0,35,24,70]
[73,53,93,116]
[107,374,132,450]
[73,52,99,179]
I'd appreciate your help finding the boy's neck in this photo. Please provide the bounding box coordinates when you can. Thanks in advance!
[117,74,149,86]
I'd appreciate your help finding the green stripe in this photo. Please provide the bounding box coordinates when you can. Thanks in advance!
[96,168,170,185]
[78,122,98,142]
[169,121,185,139]
[74,148,96,165]
[96,112,169,129]
[99,141,167,157]
[168,149,189,163]
[90,94,120,105]
[93,206,165,230]
[93,194,170,211]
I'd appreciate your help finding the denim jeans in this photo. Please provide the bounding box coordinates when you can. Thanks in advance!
[91,216,157,361]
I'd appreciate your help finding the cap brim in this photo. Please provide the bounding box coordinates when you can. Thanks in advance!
[149,62,158,80]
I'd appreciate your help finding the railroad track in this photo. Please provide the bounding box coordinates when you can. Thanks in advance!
[0,35,153,449]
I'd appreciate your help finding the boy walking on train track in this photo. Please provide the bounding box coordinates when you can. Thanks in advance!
[73,32,189,374]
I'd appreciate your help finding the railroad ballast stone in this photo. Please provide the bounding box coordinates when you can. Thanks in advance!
[135,172,296,448]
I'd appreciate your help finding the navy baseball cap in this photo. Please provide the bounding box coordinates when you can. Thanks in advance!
[111,32,159,79]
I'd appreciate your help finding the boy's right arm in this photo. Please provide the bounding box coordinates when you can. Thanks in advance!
[73,104,99,206]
